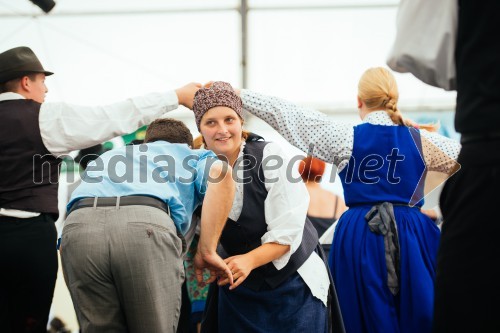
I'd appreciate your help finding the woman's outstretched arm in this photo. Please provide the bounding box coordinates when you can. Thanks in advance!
[241,89,353,166]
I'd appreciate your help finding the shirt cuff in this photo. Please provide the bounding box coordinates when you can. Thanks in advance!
[240,89,256,110]
[261,232,301,270]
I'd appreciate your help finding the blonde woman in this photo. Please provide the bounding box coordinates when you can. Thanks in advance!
[237,68,461,333]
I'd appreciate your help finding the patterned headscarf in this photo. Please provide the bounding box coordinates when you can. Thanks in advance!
[192,81,243,131]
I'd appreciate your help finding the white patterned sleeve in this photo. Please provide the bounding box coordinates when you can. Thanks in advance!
[420,130,461,174]
[241,90,353,166]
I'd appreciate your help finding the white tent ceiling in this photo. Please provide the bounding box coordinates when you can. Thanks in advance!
[1,0,458,143]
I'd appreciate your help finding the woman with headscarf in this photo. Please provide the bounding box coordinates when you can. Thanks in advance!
[191,82,344,333]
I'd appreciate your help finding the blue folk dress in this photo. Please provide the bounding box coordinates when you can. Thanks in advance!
[328,123,440,333]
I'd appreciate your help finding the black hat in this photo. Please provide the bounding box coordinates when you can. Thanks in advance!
[0,46,53,84]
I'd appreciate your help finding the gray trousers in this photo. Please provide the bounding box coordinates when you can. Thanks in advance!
[61,205,186,333]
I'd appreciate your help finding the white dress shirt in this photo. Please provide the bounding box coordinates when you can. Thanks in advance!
[228,140,329,305]
[0,91,179,217]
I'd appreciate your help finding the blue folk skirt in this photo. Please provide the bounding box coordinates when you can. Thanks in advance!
[329,206,440,333]
[218,272,328,333]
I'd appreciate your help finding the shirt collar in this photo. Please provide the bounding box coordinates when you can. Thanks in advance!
[0,92,25,102]
[237,140,246,160]
[362,111,396,126]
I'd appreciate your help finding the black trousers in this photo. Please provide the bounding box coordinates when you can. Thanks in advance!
[177,280,191,333]
[433,140,500,333]
[0,213,58,333]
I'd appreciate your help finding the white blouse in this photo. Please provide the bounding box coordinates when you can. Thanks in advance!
[229,140,330,305]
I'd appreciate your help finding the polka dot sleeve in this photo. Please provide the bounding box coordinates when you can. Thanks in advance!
[241,89,354,167]
[420,129,461,174]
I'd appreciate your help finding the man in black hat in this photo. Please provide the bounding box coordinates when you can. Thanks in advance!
[0,46,201,333]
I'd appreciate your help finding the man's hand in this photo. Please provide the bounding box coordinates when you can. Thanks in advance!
[175,82,202,109]
[194,250,234,286]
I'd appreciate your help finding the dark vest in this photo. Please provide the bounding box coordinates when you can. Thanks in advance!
[0,99,61,214]
[219,141,319,291]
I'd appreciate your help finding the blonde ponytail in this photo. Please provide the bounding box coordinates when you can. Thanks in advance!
[358,67,439,131]
[384,97,405,125]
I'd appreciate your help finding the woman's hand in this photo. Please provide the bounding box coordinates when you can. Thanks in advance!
[218,243,289,289]
[218,254,256,290]
[422,208,438,220]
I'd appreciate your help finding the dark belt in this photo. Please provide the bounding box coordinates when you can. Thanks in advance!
[460,131,500,144]
[68,195,170,216]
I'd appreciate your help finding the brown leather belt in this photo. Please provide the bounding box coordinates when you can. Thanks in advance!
[68,195,170,216]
